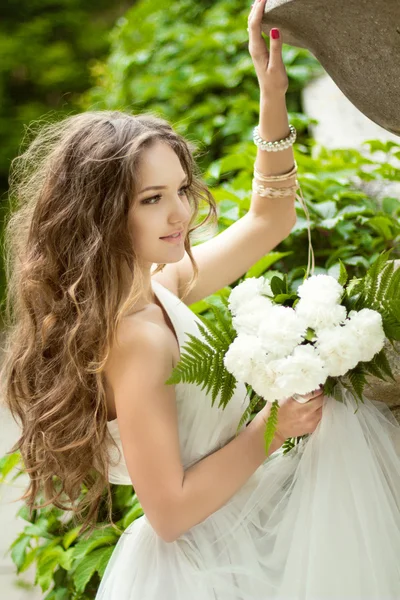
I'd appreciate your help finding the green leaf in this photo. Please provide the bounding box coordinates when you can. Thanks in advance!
[236,388,261,434]
[16,503,34,523]
[245,252,293,278]
[24,522,54,540]
[97,546,115,578]
[367,216,396,240]
[9,533,31,572]
[62,525,83,550]
[382,196,400,215]
[273,293,296,304]
[373,348,396,382]
[37,547,66,593]
[43,587,70,600]
[71,528,118,563]
[346,366,368,405]
[270,275,286,296]
[121,502,144,529]
[58,547,74,571]
[337,259,348,287]
[0,451,21,481]
[165,305,238,410]
[264,400,280,455]
[19,546,38,573]
[73,546,115,593]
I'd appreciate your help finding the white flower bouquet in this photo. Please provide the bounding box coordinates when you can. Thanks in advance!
[167,250,399,454]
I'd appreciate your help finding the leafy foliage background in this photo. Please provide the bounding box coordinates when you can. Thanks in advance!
[0,0,130,325]
[0,0,399,597]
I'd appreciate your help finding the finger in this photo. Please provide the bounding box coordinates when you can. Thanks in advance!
[268,27,284,70]
[303,386,324,399]
[247,1,258,25]
[248,0,270,58]
[248,0,268,34]
[309,395,325,411]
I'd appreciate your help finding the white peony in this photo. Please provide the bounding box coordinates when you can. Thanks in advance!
[228,277,273,316]
[346,308,385,362]
[315,324,360,376]
[258,305,308,357]
[295,299,347,332]
[247,357,284,402]
[223,334,266,381]
[297,274,344,306]
[232,295,274,335]
[272,344,327,399]
[248,344,325,402]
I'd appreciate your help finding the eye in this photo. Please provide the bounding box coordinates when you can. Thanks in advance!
[141,185,190,205]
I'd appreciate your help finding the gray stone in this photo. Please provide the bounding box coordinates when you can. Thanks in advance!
[262,0,400,136]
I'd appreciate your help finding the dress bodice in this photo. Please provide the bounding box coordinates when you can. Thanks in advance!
[106,279,250,485]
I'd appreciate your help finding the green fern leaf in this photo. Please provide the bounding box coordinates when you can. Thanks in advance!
[362,359,388,382]
[235,389,262,434]
[374,347,396,381]
[381,310,400,341]
[282,438,296,454]
[378,260,395,303]
[206,302,236,346]
[346,367,368,405]
[264,400,279,455]
[219,370,239,409]
[360,249,393,308]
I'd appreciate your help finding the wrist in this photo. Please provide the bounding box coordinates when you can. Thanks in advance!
[260,91,287,105]
[252,408,285,456]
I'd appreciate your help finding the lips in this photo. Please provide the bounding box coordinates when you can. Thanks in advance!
[160,230,184,239]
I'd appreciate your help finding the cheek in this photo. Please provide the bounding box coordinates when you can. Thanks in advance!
[130,211,161,245]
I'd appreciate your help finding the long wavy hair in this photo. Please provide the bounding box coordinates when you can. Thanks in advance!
[0,110,218,536]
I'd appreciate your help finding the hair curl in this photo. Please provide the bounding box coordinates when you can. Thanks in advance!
[0,110,218,536]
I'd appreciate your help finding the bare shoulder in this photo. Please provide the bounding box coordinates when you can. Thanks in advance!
[103,315,173,421]
[105,316,173,387]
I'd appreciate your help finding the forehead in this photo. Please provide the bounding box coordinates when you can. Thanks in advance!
[137,141,185,181]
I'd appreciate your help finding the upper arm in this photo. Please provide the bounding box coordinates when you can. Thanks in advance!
[106,323,184,542]
[173,210,296,305]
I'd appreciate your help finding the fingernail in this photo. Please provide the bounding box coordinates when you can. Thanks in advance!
[271,28,280,39]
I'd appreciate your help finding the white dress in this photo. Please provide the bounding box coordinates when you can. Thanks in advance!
[96,278,400,599]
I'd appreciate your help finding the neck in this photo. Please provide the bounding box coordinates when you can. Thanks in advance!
[118,260,156,314]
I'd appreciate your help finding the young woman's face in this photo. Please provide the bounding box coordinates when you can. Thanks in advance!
[130,141,192,265]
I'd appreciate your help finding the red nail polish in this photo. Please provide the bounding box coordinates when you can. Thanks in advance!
[271,28,280,39]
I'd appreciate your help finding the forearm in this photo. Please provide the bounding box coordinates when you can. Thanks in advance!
[168,408,283,542]
[250,93,297,220]
[255,93,295,179]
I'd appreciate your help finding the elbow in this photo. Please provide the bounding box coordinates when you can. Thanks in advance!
[157,519,182,544]
[159,529,179,544]
[152,496,184,544]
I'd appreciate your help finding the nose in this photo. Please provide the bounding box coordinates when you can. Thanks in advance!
[169,194,191,226]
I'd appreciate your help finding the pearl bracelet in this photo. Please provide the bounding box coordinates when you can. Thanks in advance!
[253,124,297,152]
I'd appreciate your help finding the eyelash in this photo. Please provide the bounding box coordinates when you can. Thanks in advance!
[141,185,190,205]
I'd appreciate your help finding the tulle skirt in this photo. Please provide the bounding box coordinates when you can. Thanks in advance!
[96,387,400,599]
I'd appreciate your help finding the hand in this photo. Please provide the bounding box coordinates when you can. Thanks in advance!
[259,387,325,441]
[247,0,289,98]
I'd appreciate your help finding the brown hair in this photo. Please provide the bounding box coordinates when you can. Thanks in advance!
[0,110,218,536]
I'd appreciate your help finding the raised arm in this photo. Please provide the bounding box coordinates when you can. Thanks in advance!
[107,321,283,543]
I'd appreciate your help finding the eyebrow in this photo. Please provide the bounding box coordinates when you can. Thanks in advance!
[139,175,188,194]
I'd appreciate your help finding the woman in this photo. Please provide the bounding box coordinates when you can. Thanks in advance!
[5,1,398,598]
